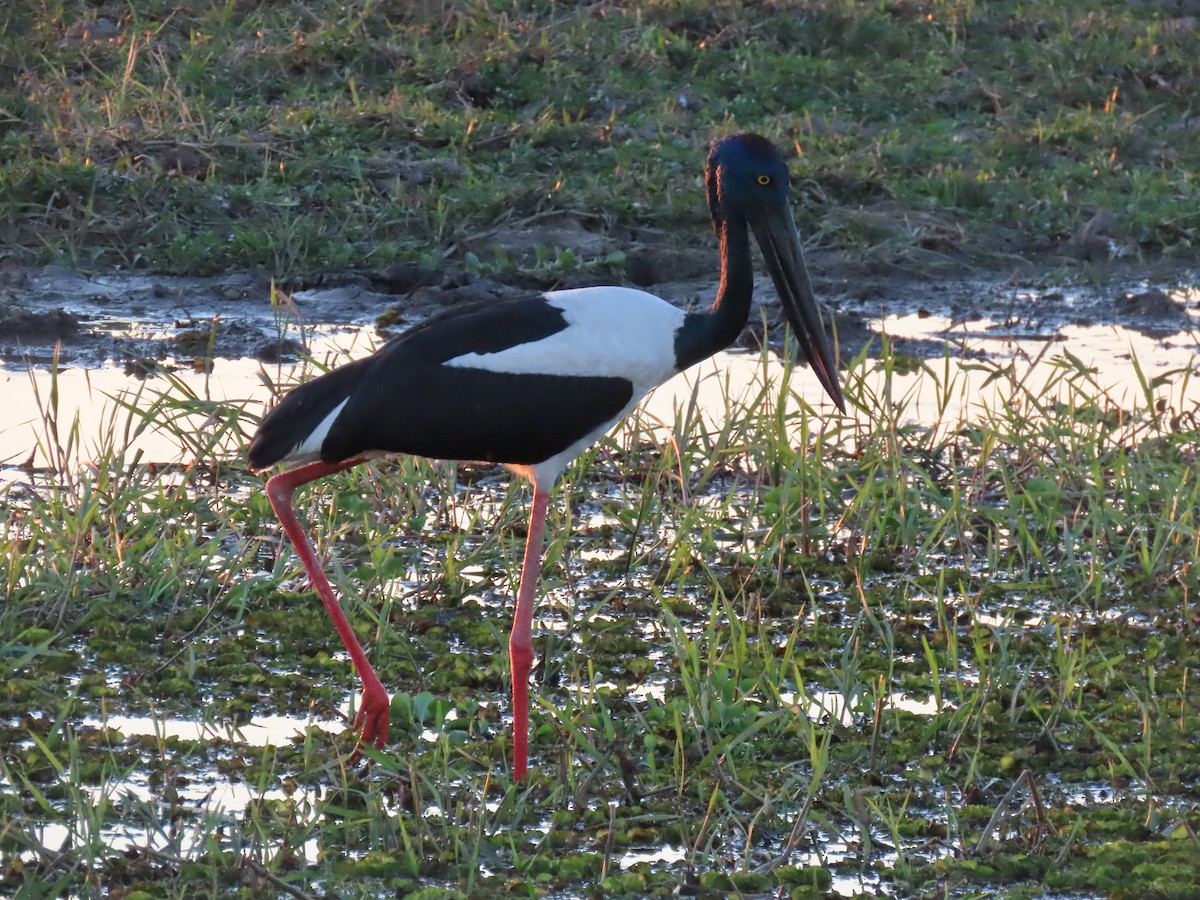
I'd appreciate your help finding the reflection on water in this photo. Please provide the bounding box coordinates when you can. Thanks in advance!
[2,305,1198,476]
[619,843,688,869]
[779,686,945,725]
[95,712,341,745]
[3,284,1197,896]
[5,709,340,868]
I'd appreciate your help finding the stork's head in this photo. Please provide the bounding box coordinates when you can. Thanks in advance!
[707,133,844,411]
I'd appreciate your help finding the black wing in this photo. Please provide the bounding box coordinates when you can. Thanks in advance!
[248,295,635,470]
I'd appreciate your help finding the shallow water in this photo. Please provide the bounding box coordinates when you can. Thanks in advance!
[3,289,1198,475]
[2,273,1196,898]
[5,709,333,878]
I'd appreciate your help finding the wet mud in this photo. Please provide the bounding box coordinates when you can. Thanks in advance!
[0,257,1197,370]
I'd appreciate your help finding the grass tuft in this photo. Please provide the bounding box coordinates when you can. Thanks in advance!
[3,1,1200,273]
[3,334,1199,896]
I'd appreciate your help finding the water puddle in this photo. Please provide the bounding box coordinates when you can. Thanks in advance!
[780,687,946,725]
[618,843,687,869]
[94,712,342,746]
[4,709,341,872]
[3,269,1198,897]
[4,272,1199,473]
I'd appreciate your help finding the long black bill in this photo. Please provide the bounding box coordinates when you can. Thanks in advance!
[751,206,845,412]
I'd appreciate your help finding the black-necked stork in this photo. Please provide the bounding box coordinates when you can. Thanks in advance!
[247,133,845,780]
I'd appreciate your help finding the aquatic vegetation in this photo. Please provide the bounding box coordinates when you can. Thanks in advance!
[4,0,1200,893]
[2,333,1199,897]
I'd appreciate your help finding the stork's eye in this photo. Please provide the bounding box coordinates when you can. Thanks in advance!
[756,174,772,186]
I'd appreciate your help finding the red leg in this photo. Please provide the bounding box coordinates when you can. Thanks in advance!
[266,460,390,754]
[509,484,551,781]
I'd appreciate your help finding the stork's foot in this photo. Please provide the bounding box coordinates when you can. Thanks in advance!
[348,676,390,762]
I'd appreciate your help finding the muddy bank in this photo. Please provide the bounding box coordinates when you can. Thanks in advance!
[0,257,1197,370]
